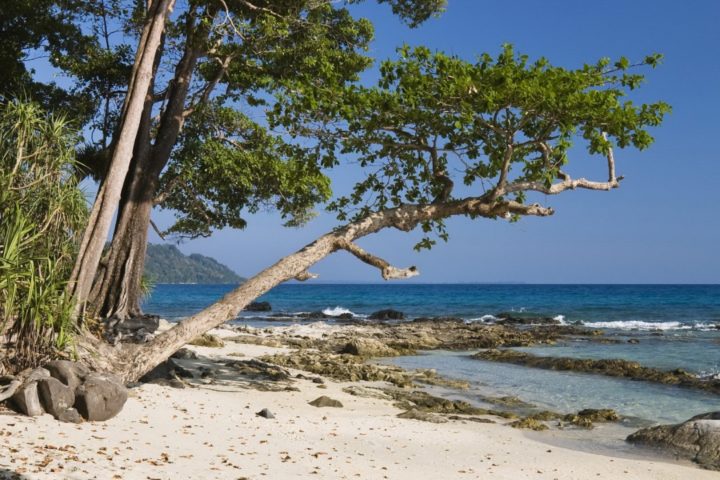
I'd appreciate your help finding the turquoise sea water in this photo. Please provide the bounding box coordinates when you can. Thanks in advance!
[143,284,720,426]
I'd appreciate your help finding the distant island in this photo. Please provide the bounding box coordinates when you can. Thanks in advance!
[144,244,245,284]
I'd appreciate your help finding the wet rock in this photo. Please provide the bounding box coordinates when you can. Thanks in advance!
[573,408,619,423]
[339,338,400,358]
[256,408,275,419]
[309,396,343,408]
[495,313,560,325]
[75,373,128,421]
[245,301,272,312]
[510,416,549,431]
[45,360,89,391]
[57,407,83,424]
[384,389,515,418]
[627,412,720,470]
[188,333,224,348]
[627,338,640,344]
[369,309,404,321]
[261,351,414,387]
[472,349,720,394]
[37,377,75,419]
[397,409,447,423]
[172,348,198,360]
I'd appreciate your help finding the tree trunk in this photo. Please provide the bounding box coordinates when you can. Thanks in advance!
[68,0,173,316]
[74,197,549,383]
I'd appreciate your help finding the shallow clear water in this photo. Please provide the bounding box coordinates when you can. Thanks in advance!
[383,351,720,425]
[143,283,720,426]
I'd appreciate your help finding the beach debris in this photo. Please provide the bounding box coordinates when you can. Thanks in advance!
[256,408,275,419]
[309,396,343,408]
[397,409,447,423]
[244,301,272,312]
[188,333,224,348]
[368,309,405,321]
[627,411,720,471]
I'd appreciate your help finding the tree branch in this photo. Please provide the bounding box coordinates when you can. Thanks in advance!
[335,239,419,280]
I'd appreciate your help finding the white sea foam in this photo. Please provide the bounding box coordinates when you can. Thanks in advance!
[466,314,500,323]
[581,320,706,331]
[322,306,356,317]
[553,315,567,324]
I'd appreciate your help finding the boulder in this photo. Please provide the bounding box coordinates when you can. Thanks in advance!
[368,309,404,321]
[37,377,75,419]
[57,407,83,424]
[45,360,89,391]
[12,380,45,417]
[627,412,720,470]
[309,396,343,408]
[75,373,128,421]
[244,301,272,312]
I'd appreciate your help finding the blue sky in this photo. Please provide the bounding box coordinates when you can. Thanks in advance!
[147,0,720,283]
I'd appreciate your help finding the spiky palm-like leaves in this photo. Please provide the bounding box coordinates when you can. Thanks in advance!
[0,100,87,373]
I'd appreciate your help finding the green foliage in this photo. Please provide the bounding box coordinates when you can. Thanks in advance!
[274,45,669,248]
[0,100,87,372]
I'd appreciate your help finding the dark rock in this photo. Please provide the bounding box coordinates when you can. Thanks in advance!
[309,396,343,408]
[311,377,324,384]
[368,309,404,321]
[173,362,194,379]
[37,377,75,419]
[105,314,160,343]
[627,338,640,344]
[245,301,272,312]
[411,316,464,324]
[627,412,720,470]
[510,416,549,431]
[256,408,275,419]
[45,360,89,391]
[57,407,83,424]
[172,348,198,360]
[12,380,46,417]
[75,373,128,421]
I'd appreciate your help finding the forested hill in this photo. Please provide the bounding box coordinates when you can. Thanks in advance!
[144,244,245,284]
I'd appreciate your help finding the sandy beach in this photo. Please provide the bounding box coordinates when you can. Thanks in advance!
[0,325,715,480]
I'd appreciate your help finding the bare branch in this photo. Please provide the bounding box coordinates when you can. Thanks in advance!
[335,239,419,280]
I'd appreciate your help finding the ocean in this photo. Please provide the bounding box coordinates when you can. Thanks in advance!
[143,283,720,429]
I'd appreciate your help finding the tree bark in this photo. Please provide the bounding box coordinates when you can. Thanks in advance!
[75,197,551,383]
[68,0,173,316]
[88,6,209,319]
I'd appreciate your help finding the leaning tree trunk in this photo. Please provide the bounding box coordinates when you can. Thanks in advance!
[74,197,549,383]
[68,0,173,315]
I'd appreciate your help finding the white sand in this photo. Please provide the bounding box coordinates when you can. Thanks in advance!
[0,328,715,480]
